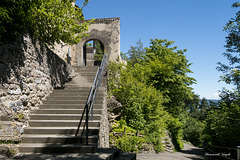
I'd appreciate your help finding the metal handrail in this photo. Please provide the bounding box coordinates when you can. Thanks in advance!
[75,54,107,145]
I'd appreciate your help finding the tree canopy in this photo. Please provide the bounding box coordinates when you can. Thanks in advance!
[143,39,196,116]
[0,0,90,45]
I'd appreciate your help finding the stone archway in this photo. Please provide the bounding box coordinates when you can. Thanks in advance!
[83,39,104,66]
[70,17,120,66]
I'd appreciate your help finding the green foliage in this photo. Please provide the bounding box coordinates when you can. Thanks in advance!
[145,132,164,153]
[202,92,240,148]
[108,62,165,131]
[6,147,17,158]
[187,97,212,121]
[143,39,196,116]
[0,0,32,44]
[124,39,145,65]
[0,140,20,144]
[184,93,200,112]
[179,112,204,147]
[0,0,90,45]
[108,61,184,151]
[112,119,137,134]
[94,41,104,61]
[166,116,183,150]
[17,113,25,121]
[217,1,240,89]
[207,2,240,149]
[108,38,196,151]
[86,43,92,47]
[116,135,145,153]
[184,93,201,119]
[110,119,145,153]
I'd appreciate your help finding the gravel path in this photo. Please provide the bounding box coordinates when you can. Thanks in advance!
[137,143,205,160]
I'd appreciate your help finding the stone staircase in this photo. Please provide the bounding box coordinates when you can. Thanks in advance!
[18,66,103,154]
[162,131,174,153]
[0,66,136,159]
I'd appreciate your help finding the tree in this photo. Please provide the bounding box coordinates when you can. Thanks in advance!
[142,39,196,116]
[203,98,240,148]
[184,93,200,112]
[0,0,90,45]
[0,0,32,44]
[198,98,210,121]
[179,112,204,147]
[203,2,240,149]
[217,2,240,89]
[124,39,145,65]
[184,93,201,119]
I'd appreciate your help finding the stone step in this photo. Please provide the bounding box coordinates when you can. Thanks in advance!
[67,78,94,82]
[42,100,103,105]
[29,114,101,120]
[79,73,97,76]
[55,86,91,91]
[74,72,97,75]
[13,148,121,160]
[74,65,99,68]
[51,90,91,94]
[46,96,103,101]
[19,143,96,153]
[50,90,103,95]
[46,96,89,101]
[66,81,95,85]
[74,75,96,79]
[56,90,104,94]
[24,127,99,135]
[61,87,91,91]
[28,120,100,127]
[63,84,90,87]
[49,92,89,97]
[74,66,98,71]
[21,135,98,144]
[34,109,102,114]
[38,104,103,109]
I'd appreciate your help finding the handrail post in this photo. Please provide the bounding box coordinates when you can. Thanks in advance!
[237,146,240,160]
[86,104,89,145]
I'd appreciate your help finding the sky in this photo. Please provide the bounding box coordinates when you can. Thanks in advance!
[77,0,238,99]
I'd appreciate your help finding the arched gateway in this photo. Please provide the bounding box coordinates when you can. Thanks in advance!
[70,17,120,66]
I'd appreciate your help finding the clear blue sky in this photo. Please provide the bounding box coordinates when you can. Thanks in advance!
[77,0,238,99]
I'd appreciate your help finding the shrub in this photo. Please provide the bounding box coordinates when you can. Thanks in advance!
[116,135,145,153]
[179,113,204,146]
[166,116,183,151]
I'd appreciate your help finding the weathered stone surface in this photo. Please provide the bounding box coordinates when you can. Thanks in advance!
[0,34,72,146]
[107,96,122,114]
[98,88,109,148]
[73,18,121,66]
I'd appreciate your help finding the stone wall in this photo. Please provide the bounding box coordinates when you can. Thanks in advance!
[98,87,109,148]
[0,35,72,140]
